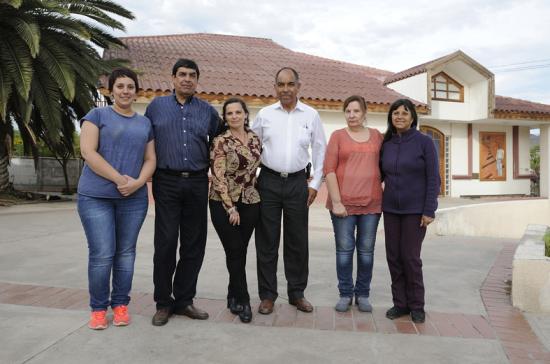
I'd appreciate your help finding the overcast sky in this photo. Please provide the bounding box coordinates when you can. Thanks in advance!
[110,0,550,104]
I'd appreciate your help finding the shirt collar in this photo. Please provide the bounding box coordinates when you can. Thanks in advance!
[172,92,195,106]
[274,99,304,112]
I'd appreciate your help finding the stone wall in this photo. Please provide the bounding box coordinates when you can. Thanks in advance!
[8,157,83,192]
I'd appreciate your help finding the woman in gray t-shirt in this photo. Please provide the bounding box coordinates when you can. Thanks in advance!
[77,68,156,330]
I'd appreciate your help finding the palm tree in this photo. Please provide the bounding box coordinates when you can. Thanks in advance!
[0,0,134,192]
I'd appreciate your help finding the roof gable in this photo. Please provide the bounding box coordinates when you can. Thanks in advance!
[384,50,494,85]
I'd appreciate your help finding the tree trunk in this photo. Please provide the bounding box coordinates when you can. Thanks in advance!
[61,158,71,194]
[0,154,9,192]
[0,125,10,192]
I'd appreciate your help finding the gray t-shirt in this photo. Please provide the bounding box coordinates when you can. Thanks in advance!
[77,107,154,199]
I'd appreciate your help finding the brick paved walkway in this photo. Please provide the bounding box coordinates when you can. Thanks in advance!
[1,242,549,363]
[0,280,494,338]
[480,243,550,363]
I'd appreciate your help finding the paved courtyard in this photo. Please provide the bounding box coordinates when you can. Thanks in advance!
[1,201,549,363]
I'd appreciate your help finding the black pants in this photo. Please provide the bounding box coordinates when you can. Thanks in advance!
[255,170,309,302]
[209,200,259,304]
[152,170,208,310]
[383,212,427,311]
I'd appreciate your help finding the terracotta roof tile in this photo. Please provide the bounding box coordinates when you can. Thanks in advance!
[102,33,421,106]
[495,95,550,115]
[101,34,550,115]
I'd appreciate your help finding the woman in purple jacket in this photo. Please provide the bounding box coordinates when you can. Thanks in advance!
[380,99,440,323]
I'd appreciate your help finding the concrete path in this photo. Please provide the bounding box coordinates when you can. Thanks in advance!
[0,201,546,363]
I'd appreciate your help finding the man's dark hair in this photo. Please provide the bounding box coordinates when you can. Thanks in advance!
[172,58,200,79]
[275,67,300,83]
[108,67,139,92]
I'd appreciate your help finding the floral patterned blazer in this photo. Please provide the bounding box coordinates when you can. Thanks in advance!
[209,129,262,212]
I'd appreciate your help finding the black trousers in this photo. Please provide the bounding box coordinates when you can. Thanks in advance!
[383,212,427,311]
[209,200,259,304]
[152,170,208,310]
[255,170,309,302]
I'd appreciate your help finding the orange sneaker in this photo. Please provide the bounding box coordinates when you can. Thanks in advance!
[88,310,108,330]
[113,305,130,326]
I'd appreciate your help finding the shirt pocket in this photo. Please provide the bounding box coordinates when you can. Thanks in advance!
[189,114,209,139]
[298,123,311,148]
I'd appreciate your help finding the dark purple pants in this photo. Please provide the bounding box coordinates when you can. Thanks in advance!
[383,212,426,310]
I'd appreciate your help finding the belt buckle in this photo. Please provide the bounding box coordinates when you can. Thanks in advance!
[280,172,288,178]
[180,172,190,178]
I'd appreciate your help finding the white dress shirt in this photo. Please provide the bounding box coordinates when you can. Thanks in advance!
[252,100,327,190]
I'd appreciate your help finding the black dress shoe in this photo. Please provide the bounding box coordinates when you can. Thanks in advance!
[174,304,209,320]
[411,309,426,323]
[152,307,173,326]
[238,304,252,323]
[227,297,244,314]
[385,306,410,320]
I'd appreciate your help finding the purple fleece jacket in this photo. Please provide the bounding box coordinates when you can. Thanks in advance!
[380,128,440,218]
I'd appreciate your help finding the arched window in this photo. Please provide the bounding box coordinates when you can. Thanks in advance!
[431,72,464,102]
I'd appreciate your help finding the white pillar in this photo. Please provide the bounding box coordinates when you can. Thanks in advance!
[540,125,550,197]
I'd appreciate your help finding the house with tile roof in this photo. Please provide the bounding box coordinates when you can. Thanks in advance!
[100,33,550,198]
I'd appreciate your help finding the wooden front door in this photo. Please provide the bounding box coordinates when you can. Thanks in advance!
[420,126,445,195]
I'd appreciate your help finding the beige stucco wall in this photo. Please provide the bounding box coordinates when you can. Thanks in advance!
[512,224,550,313]
[450,123,469,176]
[433,199,550,239]
[468,80,489,120]
[385,73,428,104]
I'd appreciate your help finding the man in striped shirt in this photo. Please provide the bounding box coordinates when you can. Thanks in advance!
[145,59,220,326]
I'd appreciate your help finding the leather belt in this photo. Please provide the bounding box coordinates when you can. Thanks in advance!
[157,168,208,178]
[260,165,306,178]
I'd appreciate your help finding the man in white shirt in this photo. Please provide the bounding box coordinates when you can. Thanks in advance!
[251,67,326,314]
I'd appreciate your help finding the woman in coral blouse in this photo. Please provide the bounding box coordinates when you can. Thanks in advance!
[324,95,383,313]
[209,98,261,323]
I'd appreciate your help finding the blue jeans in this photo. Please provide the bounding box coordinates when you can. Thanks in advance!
[330,212,381,298]
[78,194,148,311]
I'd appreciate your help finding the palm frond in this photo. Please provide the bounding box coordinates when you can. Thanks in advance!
[38,34,76,100]
[0,0,22,8]
[2,16,41,57]
[1,0,136,177]
[66,3,125,30]
[73,18,125,48]
[61,0,134,20]
[29,61,62,141]
[34,13,90,40]
[0,36,33,99]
